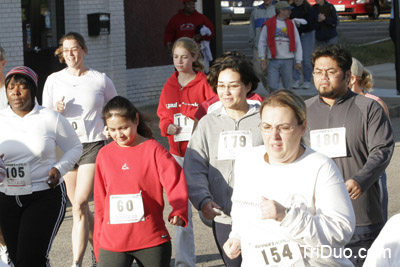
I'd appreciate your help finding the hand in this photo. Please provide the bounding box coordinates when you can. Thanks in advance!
[260,59,267,71]
[201,201,222,220]
[193,34,202,42]
[55,96,65,113]
[169,215,184,226]
[47,167,61,189]
[223,238,241,259]
[167,124,180,135]
[295,63,302,70]
[260,196,286,221]
[318,13,326,22]
[166,42,173,50]
[346,179,362,200]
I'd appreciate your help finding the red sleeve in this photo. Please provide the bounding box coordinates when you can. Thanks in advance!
[157,148,189,226]
[201,16,215,41]
[164,16,177,46]
[195,94,219,120]
[204,82,216,99]
[248,92,265,102]
[93,151,106,261]
[157,86,174,137]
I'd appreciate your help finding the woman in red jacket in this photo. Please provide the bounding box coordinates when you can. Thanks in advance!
[157,37,215,163]
[157,37,215,266]
[94,96,188,267]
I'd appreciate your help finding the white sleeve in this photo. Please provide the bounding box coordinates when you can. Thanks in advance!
[53,113,83,175]
[103,74,118,102]
[42,75,55,109]
[280,159,355,248]
[363,214,400,267]
[258,26,268,59]
[293,21,303,64]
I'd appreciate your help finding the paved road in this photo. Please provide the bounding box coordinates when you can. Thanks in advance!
[49,16,398,266]
[50,109,400,266]
[222,16,391,58]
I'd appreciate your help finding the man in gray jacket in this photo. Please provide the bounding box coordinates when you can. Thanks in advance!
[249,0,275,92]
[305,45,394,267]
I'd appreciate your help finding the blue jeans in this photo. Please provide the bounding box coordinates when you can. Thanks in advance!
[268,58,293,91]
[379,172,388,222]
[172,155,196,267]
[293,31,315,83]
[315,35,338,48]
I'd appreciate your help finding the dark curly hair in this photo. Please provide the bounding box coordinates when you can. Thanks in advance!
[207,51,259,95]
[311,45,352,75]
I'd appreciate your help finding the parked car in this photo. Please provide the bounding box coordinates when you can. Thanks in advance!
[221,0,264,24]
[309,0,391,19]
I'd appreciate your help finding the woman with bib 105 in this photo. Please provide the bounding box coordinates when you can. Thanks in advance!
[223,90,355,266]
[42,32,117,267]
[0,66,82,266]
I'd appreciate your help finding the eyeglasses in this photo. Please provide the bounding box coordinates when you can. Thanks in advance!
[62,47,81,54]
[259,123,300,134]
[312,69,341,79]
[217,83,244,91]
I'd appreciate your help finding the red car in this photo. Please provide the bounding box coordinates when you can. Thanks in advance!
[309,0,391,19]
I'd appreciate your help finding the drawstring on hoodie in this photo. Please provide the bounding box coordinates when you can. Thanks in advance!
[15,196,23,207]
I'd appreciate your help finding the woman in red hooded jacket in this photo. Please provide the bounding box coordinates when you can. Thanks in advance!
[157,37,215,266]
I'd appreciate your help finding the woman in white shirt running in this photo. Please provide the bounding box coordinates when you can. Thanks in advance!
[42,32,117,267]
[0,66,82,266]
[224,90,355,266]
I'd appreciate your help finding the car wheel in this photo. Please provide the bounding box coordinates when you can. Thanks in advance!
[223,19,231,25]
[350,15,357,19]
[369,4,380,19]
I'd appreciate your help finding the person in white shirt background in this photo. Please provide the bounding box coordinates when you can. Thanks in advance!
[0,47,7,109]
[42,32,117,267]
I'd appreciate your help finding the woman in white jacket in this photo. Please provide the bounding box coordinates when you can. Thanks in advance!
[224,90,355,266]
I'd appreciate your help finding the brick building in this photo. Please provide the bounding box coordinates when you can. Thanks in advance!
[0,0,217,105]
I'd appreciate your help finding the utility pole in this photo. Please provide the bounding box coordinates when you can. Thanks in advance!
[394,0,400,94]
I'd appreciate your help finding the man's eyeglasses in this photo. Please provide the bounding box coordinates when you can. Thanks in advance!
[312,69,341,79]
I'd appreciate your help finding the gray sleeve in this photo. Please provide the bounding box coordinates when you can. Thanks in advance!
[258,26,268,59]
[352,100,394,192]
[249,10,256,47]
[183,122,213,210]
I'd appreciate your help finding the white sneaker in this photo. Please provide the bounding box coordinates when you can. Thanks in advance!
[302,81,311,89]
[71,263,81,267]
[292,80,303,89]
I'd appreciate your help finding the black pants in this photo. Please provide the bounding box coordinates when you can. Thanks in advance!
[98,241,171,267]
[389,19,395,43]
[345,226,382,267]
[212,221,242,267]
[0,183,67,267]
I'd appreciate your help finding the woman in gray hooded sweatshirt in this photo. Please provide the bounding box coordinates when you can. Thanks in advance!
[183,52,264,267]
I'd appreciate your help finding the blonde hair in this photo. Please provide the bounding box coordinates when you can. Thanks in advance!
[54,32,88,63]
[351,57,374,92]
[261,90,306,125]
[358,68,374,92]
[172,37,204,72]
